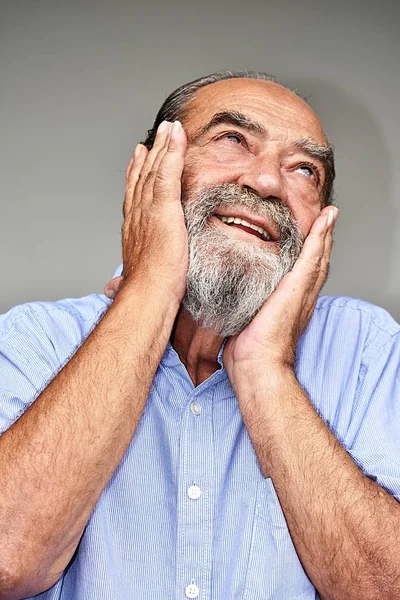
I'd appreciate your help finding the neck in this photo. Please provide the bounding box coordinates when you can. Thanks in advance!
[171,306,225,386]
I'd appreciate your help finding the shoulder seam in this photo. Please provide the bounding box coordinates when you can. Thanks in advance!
[0,301,108,341]
[314,300,399,337]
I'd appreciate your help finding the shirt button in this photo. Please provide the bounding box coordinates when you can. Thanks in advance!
[190,401,201,416]
[187,484,201,500]
[185,583,200,598]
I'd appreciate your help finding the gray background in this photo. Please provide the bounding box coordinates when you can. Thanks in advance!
[1,0,399,320]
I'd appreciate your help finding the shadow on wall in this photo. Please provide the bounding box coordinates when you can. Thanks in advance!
[296,78,395,314]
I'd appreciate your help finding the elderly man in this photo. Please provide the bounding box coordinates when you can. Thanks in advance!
[0,71,399,600]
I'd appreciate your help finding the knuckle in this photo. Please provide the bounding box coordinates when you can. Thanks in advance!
[320,265,329,279]
[122,200,131,219]
[144,169,157,185]
[136,170,151,186]
[309,256,322,272]
[154,169,170,185]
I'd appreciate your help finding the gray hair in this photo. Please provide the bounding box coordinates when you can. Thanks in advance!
[142,70,335,206]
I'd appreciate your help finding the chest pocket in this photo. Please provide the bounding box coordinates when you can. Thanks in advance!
[243,479,318,600]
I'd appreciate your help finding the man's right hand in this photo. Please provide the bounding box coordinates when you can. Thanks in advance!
[120,120,188,305]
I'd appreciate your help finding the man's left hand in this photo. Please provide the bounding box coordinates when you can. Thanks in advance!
[223,205,338,391]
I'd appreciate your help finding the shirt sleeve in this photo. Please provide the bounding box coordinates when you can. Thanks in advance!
[0,308,62,433]
[345,329,400,501]
[0,296,108,435]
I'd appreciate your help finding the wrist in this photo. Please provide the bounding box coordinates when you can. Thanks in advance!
[229,358,296,393]
[122,264,187,306]
[231,363,301,423]
[110,279,180,348]
[118,275,182,314]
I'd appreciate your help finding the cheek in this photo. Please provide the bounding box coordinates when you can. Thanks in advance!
[183,149,247,189]
[203,143,248,165]
[286,180,322,236]
[297,213,320,238]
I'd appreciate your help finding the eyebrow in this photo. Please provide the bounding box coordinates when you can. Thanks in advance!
[293,137,333,166]
[191,110,267,141]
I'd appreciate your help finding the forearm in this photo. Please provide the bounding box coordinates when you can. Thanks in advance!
[236,368,400,600]
[0,283,179,598]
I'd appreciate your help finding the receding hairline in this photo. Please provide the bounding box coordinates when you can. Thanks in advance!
[181,77,328,146]
[183,77,307,110]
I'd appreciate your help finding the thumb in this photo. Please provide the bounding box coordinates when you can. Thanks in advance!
[104,276,124,299]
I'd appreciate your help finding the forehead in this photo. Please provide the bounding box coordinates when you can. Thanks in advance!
[183,78,327,146]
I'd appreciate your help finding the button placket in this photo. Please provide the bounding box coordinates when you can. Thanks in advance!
[176,389,215,599]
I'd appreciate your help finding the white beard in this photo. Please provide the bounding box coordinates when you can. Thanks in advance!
[182,183,303,337]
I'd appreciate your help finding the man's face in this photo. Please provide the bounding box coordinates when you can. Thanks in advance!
[179,79,329,336]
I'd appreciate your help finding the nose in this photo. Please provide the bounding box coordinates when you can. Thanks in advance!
[236,154,286,203]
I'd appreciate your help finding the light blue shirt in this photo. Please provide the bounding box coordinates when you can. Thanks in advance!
[1,291,400,599]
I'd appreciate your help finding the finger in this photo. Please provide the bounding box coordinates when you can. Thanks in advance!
[133,121,173,204]
[123,144,148,219]
[297,206,338,267]
[278,207,335,312]
[291,210,330,279]
[104,276,124,299]
[138,123,176,205]
[150,121,187,205]
[126,144,148,185]
[126,158,134,181]
[297,207,338,317]
[314,206,339,291]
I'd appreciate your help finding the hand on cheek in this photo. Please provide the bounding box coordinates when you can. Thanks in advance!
[224,206,339,380]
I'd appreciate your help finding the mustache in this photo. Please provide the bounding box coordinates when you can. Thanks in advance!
[182,182,303,247]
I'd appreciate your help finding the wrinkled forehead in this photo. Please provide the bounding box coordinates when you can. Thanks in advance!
[183,78,327,146]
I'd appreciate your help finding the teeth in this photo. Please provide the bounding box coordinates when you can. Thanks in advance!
[219,215,271,240]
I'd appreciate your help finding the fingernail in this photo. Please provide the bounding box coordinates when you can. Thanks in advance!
[329,207,339,227]
[327,207,336,227]
[170,120,182,140]
[157,120,170,134]
[134,144,143,158]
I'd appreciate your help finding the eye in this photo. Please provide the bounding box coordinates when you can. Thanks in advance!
[296,162,319,182]
[217,131,245,145]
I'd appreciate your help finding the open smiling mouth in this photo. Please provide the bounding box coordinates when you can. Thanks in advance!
[214,215,272,242]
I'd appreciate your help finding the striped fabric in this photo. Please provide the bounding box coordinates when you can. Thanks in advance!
[1,291,400,599]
